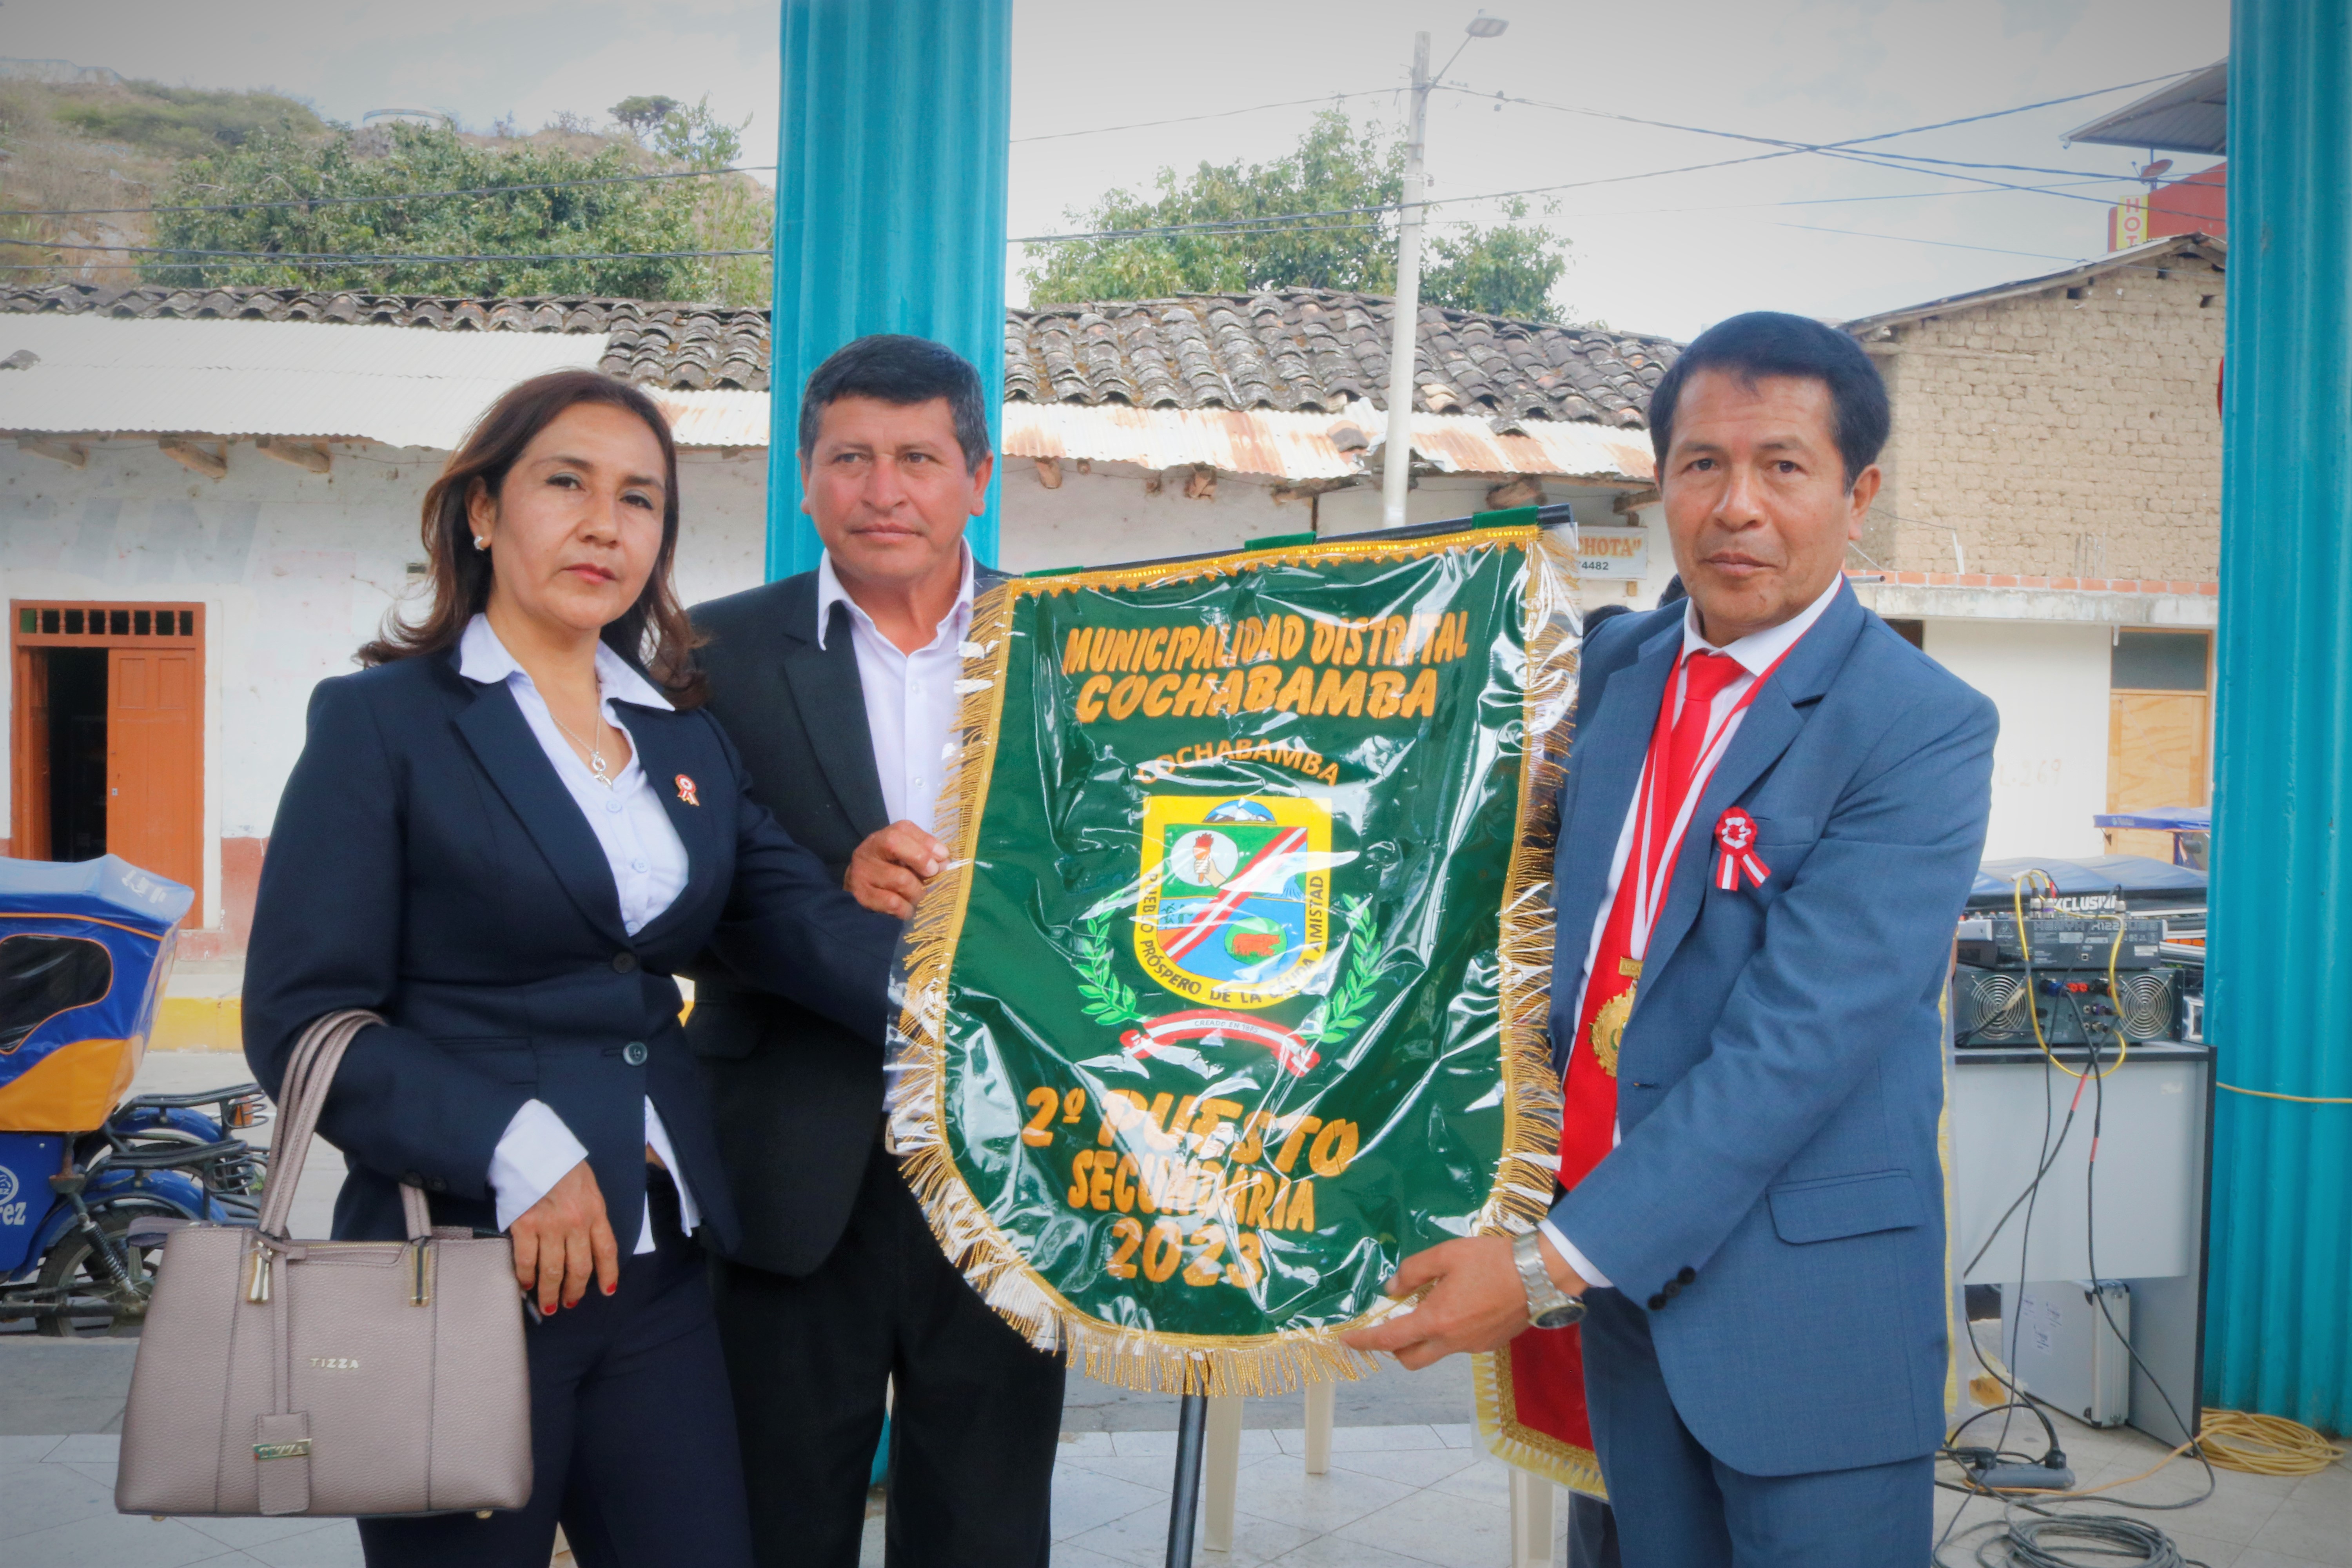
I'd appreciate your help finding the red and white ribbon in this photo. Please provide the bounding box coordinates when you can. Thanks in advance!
[1712,806,1771,891]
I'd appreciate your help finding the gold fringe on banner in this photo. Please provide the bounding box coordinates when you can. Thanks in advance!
[1475,1343,1609,1495]
[886,523,1579,1394]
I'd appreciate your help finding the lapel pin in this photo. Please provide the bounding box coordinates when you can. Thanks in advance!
[1713,806,1771,892]
[675,774,700,807]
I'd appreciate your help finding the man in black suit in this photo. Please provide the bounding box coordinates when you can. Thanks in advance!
[686,336,1062,1568]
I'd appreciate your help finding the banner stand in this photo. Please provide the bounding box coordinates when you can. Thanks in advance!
[1163,1392,1208,1567]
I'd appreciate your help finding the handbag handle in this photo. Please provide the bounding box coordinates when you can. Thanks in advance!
[255,1009,431,1243]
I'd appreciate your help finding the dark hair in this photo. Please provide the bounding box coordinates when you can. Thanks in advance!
[797,334,992,474]
[1646,312,1889,491]
[360,368,706,706]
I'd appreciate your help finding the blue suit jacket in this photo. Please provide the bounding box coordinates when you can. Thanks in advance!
[242,648,900,1254]
[1546,583,1996,1476]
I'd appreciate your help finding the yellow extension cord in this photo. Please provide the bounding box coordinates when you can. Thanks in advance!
[2195,1408,2346,1475]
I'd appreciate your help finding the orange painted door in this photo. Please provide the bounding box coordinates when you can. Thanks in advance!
[106,647,201,895]
[11,650,49,860]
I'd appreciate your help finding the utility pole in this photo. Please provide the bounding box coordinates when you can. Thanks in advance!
[1380,31,1431,531]
[1379,14,1506,528]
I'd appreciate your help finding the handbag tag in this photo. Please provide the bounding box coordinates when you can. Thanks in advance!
[254,1413,312,1516]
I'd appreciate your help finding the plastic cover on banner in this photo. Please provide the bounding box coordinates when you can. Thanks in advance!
[884,514,1579,1401]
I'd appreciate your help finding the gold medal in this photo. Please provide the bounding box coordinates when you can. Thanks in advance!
[1587,956,1643,1079]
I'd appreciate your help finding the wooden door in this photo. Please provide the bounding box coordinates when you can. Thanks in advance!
[2106,629,2211,860]
[106,646,202,893]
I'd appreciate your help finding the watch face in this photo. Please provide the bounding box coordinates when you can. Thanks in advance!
[1532,1300,1585,1331]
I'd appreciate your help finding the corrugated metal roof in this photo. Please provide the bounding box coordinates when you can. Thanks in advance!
[0,314,1653,482]
[646,389,769,449]
[1408,411,1656,482]
[2064,61,2228,155]
[1842,233,2226,338]
[0,314,608,449]
[1001,400,1653,485]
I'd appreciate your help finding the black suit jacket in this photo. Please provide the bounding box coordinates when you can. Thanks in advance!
[685,565,1005,1276]
[241,648,898,1253]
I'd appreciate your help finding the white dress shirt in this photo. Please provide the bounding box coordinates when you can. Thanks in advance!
[1542,576,1846,1290]
[815,545,976,837]
[458,615,703,1255]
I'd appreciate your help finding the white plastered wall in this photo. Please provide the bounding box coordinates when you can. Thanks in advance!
[1920,618,2111,860]
[0,440,770,932]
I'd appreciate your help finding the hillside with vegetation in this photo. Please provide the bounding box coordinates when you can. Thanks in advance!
[0,73,774,305]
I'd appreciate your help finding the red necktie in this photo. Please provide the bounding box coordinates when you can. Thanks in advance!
[1558,650,1744,1187]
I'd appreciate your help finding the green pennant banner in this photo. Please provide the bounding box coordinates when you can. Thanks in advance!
[889,519,1579,1393]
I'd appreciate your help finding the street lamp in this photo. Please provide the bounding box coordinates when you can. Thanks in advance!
[1381,13,1508,528]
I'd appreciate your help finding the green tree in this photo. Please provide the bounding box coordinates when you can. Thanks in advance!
[650,97,772,309]
[609,95,682,143]
[149,121,706,299]
[1024,109,1569,320]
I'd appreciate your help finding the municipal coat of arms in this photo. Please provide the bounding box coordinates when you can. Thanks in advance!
[1134,796,1331,1009]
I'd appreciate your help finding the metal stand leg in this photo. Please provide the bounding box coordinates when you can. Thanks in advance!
[1165,1391,1209,1568]
[1202,1395,1243,1553]
[1303,1380,1335,1475]
[1508,1469,1555,1568]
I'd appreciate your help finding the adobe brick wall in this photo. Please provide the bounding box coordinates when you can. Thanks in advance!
[1855,256,2225,581]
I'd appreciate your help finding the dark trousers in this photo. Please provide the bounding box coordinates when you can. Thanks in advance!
[359,1172,753,1568]
[1580,1288,1930,1568]
[711,1140,1066,1568]
[1567,1491,1622,1568]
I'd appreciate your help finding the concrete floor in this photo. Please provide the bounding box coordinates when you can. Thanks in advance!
[6,1056,2341,1567]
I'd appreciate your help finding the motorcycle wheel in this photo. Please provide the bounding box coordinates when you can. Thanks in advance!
[34,1209,160,1338]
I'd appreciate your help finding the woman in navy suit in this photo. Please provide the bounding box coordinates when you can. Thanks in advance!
[242,369,900,1568]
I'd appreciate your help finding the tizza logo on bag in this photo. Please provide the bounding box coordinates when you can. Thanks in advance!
[307,1357,360,1370]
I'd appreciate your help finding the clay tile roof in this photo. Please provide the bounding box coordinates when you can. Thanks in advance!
[0,281,1677,424]
[1006,288,1677,427]
[0,282,777,392]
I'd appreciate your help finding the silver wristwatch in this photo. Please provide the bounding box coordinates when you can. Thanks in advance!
[1513,1230,1585,1330]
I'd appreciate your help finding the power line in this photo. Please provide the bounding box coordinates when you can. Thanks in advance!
[1011,90,1391,143]
[1429,73,2226,213]
[8,242,772,263]
[1806,146,2227,226]
[2,90,1397,220]
[1431,68,2202,170]
[0,163,780,222]
[1011,67,2220,247]
[1774,223,2091,263]
[2,72,2223,272]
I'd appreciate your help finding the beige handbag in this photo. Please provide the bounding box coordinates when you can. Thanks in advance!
[116,1009,534,1519]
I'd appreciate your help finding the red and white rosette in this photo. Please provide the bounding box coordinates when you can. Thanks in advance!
[1712,806,1771,892]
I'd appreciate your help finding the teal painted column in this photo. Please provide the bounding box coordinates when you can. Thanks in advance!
[2205,2,2352,1429]
[767,0,1012,579]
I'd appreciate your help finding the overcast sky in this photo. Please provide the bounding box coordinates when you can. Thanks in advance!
[10,0,2227,339]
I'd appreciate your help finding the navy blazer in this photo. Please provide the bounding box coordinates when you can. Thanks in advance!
[241,647,900,1254]
[1546,583,1996,1476]
[683,564,1006,1276]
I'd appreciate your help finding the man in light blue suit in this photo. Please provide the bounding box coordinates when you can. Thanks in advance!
[1347,312,1996,1565]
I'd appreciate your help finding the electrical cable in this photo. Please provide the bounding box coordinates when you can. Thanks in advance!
[0,163,780,221]
[2213,1083,2352,1104]
[1940,1512,2206,1567]
[1429,69,2205,164]
[1010,89,1392,143]
[2193,1409,2345,1475]
[4,67,2213,260]
[10,242,775,262]
[1772,225,2091,263]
